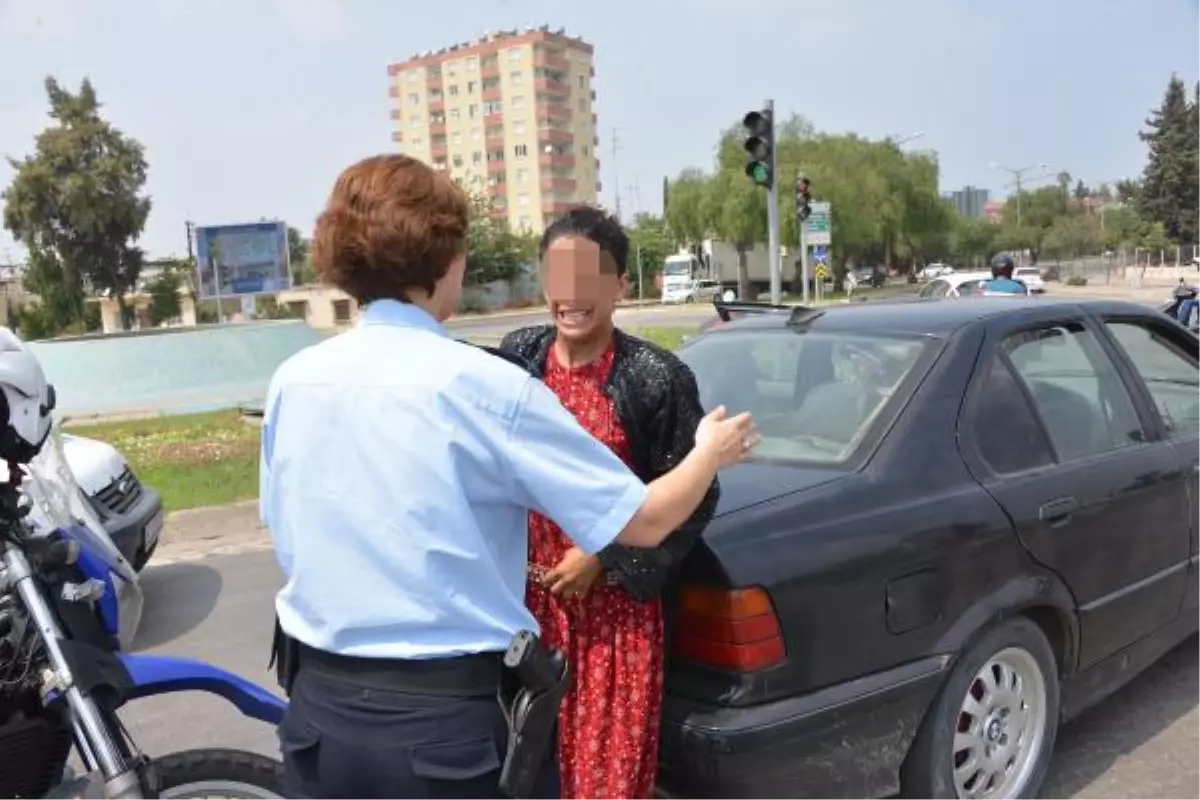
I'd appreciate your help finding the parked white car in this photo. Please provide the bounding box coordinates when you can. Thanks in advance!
[663,278,722,304]
[917,271,1033,299]
[62,433,164,572]
[917,263,955,280]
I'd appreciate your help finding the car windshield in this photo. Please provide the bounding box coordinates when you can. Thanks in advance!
[680,329,933,464]
[1015,268,1039,277]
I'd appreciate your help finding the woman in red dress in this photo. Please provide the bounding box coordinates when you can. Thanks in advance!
[500,207,719,799]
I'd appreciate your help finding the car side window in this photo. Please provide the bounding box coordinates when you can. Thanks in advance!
[1104,321,1200,436]
[971,355,1056,474]
[1002,322,1145,462]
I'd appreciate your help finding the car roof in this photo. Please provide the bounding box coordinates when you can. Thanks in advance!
[707,297,1156,338]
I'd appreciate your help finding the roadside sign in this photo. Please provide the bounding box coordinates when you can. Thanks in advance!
[814,264,829,281]
[812,245,829,265]
[803,202,832,247]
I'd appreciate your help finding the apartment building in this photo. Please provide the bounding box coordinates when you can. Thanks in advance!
[388,26,600,233]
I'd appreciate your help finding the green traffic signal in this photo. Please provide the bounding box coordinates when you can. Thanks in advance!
[746,162,771,187]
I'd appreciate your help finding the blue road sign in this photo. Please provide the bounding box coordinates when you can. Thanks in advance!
[812,245,829,264]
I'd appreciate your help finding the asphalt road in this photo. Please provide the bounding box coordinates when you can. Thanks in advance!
[121,549,1199,799]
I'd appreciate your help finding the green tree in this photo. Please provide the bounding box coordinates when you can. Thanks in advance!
[146,261,183,326]
[664,168,713,246]
[1135,74,1199,243]
[950,216,998,268]
[463,190,536,285]
[1099,204,1142,251]
[2,78,151,333]
[287,225,316,285]
[626,213,672,297]
[1043,214,1103,260]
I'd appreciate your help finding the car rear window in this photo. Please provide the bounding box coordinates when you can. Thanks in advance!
[680,329,933,464]
[1015,268,1040,277]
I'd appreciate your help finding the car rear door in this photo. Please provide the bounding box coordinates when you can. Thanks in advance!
[1094,311,1199,611]
[960,308,1191,668]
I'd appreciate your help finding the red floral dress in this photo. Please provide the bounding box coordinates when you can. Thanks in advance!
[526,343,664,800]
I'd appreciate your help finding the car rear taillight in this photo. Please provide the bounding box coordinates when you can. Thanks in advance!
[672,585,785,672]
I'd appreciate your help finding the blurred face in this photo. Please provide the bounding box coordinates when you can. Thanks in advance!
[543,235,627,343]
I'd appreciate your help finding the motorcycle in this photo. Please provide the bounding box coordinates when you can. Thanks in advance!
[0,423,288,798]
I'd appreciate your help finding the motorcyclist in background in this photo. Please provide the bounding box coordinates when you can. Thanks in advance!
[980,253,1029,295]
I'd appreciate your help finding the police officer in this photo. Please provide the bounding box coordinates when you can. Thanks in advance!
[260,154,759,799]
[981,252,1028,295]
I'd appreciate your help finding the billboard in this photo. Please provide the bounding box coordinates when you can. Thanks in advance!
[194,221,290,300]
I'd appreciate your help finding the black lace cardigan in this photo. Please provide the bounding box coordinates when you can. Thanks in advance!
[497,325,719,601]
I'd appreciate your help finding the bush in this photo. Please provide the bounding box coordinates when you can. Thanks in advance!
[1065,275,1089,286]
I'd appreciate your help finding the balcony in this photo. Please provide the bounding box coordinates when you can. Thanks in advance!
[426,76,443,92]
[481,60,500,79]
[428,99,445,114]
[484,112,503,126]
[534,50,569,71]
[487,159,507,174]
[535,77,569,96]
[539,153,576,169]
[541,177,577,193]
[388,85,399,97]
[431,139,448,158]
[542,201,576,215]
[487,183,507,198]
[391,131,403,142]
[539,129,573,145]
[537,105,572,124]
[389,108,401,120]
[482,87,503,102]
[429,121,447,136]
[486,130,505,147]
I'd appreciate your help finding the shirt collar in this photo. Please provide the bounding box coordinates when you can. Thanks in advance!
[359,299,448,337]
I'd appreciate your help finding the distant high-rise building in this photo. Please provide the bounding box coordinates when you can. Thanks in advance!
[944,186,990,219]
[387,27,599,234]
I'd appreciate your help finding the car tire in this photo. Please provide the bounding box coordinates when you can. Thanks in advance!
[901,617,1060,799]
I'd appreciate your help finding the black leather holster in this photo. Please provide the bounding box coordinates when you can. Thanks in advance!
[497,630,570,799]
[268,615,301,695]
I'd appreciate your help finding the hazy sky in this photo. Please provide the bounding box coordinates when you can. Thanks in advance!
[1,0,1196,260]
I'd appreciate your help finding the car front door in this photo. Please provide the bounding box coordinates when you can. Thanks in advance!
[1096,312,1199,612]
[962,309,1191,668]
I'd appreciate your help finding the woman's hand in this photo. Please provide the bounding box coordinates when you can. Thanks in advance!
[545,547,604,599]
[695,405,760,467]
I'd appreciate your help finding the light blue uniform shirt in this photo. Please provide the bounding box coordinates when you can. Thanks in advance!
[260,300,649,659]
[981,277,1028,295]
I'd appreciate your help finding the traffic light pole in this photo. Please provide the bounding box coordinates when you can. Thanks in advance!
[765,99,782,306]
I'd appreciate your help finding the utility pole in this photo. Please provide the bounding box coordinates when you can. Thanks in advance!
[766,100,780,305]
[992,162,1046,228]
[611,128,622,222]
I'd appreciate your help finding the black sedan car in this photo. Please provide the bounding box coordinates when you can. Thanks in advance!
[658,298,1199,799]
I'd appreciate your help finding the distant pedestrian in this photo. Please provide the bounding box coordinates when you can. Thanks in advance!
[261,154,759,799]
[501,206,719,799]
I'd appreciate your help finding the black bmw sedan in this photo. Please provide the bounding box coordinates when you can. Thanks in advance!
[657,298,1199,799]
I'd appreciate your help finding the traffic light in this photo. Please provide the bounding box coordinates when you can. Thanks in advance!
[795,174,812,221]
[742,109,774,189]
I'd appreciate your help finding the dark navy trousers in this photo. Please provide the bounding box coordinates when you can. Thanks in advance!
[278,663,559,799]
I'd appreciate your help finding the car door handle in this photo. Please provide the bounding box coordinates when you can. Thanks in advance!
[1039,497,1078,525]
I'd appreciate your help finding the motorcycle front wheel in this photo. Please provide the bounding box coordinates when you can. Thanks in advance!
[153,748,284,799]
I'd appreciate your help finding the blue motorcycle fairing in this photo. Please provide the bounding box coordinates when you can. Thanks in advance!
[118,653,287,725]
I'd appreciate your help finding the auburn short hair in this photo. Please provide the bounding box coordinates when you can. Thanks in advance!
[311,154,469,304]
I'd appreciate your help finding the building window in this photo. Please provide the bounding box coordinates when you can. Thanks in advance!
[511,95,525,109]
[407,93,420,106]
[410,137,423,147]
[519,215,531,229]
[467,56,478,70]
[510,70,524,84]
[578,98,587,111]
[516,168,529,182]
[406,71,418,83]
[409,117,421,129]
[513,121,525,134]
[287,300,308,316]
[447,60,460,75]
[467,80,477,93]
[468,104,478,118]
[450,108,460,120]
[484,100,503,115]
[578,75,586,87]
[448,85,459,97]
[472,151,483,164]
[453,154,463,168]
[514,144,528,157]
[333,299,352,324]
[517,192,531,206]
[507,48,522,61]
[452,132,462,144]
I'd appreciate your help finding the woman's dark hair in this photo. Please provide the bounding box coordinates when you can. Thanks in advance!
[311,154,469,304]
[539,206,628,276]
